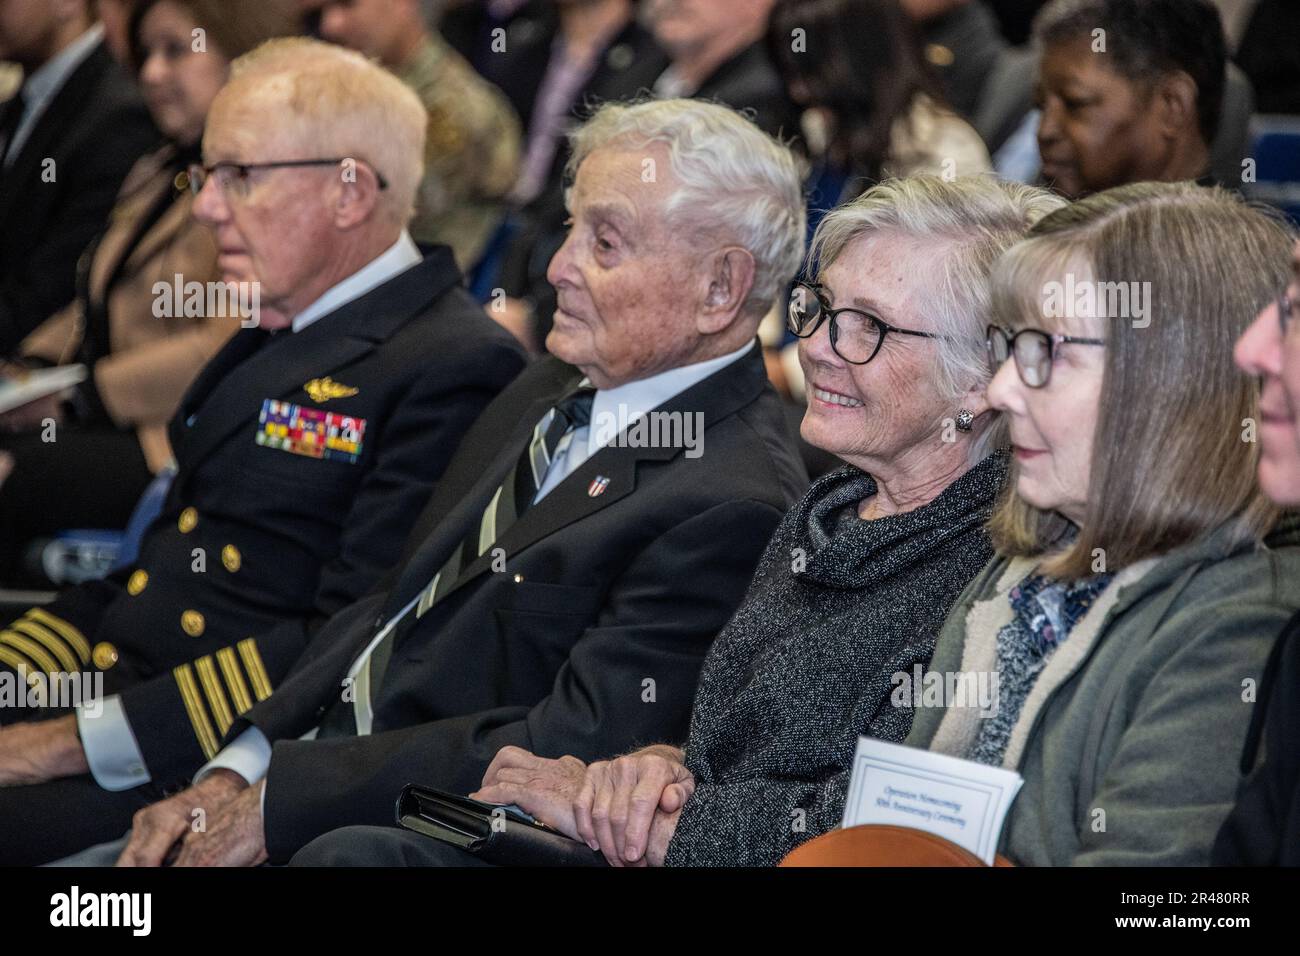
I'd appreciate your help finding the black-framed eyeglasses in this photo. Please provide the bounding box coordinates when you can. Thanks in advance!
[187,158,389,198]
[986,323,1105,388]
[787,280,947,365]
[1279,287,1296,337]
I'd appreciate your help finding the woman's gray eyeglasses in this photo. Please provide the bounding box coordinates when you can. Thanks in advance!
[985,323,1105,388]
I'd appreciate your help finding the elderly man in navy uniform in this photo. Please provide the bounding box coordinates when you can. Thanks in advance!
[0,37,525,864]
[47,96,812,869]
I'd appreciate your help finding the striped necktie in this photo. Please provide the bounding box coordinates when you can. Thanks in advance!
[340,385,596,734]
[411,384,595,617]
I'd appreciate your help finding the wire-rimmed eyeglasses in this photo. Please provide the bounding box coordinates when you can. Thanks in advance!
[187,158,389,198]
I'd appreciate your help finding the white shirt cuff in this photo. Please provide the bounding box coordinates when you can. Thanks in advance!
[193,726,272,788]
[77,694,150,791]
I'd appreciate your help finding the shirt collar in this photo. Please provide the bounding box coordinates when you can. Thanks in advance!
[290,231,422,333]
[582,338,756,456]
[22,24,103,107]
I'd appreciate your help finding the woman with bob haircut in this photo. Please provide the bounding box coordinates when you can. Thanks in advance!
[903,182,1300,865]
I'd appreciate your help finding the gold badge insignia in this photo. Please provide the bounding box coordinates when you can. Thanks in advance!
[127,570,149,595]
[304,377,359,403]
[178,507,198,533]
[222,545,241,572]
[92,642,119,670]
[181,610,206,637]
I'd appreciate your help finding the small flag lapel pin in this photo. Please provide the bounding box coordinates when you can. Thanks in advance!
[588,475,610,498]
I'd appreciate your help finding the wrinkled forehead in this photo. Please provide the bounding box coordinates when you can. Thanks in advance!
[815,231,935,313]
[565,142,676,228]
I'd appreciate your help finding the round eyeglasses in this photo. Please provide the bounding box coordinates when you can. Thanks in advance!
[985,324,1106,388]
[787,280,945,365]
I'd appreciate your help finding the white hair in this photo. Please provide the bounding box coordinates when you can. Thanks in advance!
[809,175,1067,462]
[224,38,427,228]
[566,98,806,318]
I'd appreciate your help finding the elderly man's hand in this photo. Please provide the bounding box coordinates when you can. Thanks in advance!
[0,715,88,785]
[116,770,247,866]
[573,743,693,866]
[172,780,268,867]
[471,745,588,839]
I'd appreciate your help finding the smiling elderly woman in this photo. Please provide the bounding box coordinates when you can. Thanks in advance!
[902,182,1300,866]
[451,175,1066,868]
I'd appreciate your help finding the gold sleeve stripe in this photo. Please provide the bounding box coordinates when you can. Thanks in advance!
[195,655,234,735]
[215,647,254,714]
[0,645,38,679]
[174,663,220,759]
[26,609,91,665]
[0,631,59,676]
[237,639,272,701]
[10,620,79,673]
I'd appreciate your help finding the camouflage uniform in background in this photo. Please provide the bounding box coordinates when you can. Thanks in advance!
[397,33,521,270]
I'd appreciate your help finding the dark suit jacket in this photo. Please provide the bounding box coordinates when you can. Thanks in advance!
[1,248,526,772]
[0,40,159,352]
[439,0,556,130]
[227,343,808,861]
[1213,609,1300,866]
[694,41,800,143]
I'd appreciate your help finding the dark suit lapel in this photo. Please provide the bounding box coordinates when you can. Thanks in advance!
[0,42,108,218]
[174,247,461,473]
[380,366,585,618]
[439,341,768,601]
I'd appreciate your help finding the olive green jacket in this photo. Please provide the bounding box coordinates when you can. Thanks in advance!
[905,514,1300,865]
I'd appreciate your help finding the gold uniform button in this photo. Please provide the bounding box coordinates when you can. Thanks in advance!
[127,569,149,595]
[181,610,205,637]
[178,507,198,533]
[92,642,119,669]
[513,573,524,583]
[221,545,241,572]
[925,43,955,67]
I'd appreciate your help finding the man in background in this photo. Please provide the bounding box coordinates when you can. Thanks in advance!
[0,0,158,351]
[314,0,521,270]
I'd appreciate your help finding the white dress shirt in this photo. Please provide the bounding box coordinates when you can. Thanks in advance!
[193,338,758,796]
[77,232,423,792]
[3,25,104,166]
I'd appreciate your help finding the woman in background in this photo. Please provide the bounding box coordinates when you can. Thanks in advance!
[0,0,300,583]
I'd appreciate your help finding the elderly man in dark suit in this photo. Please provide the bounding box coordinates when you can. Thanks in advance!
[61,96,812,868]
[0,37,526,864]
[0,0,159,351]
